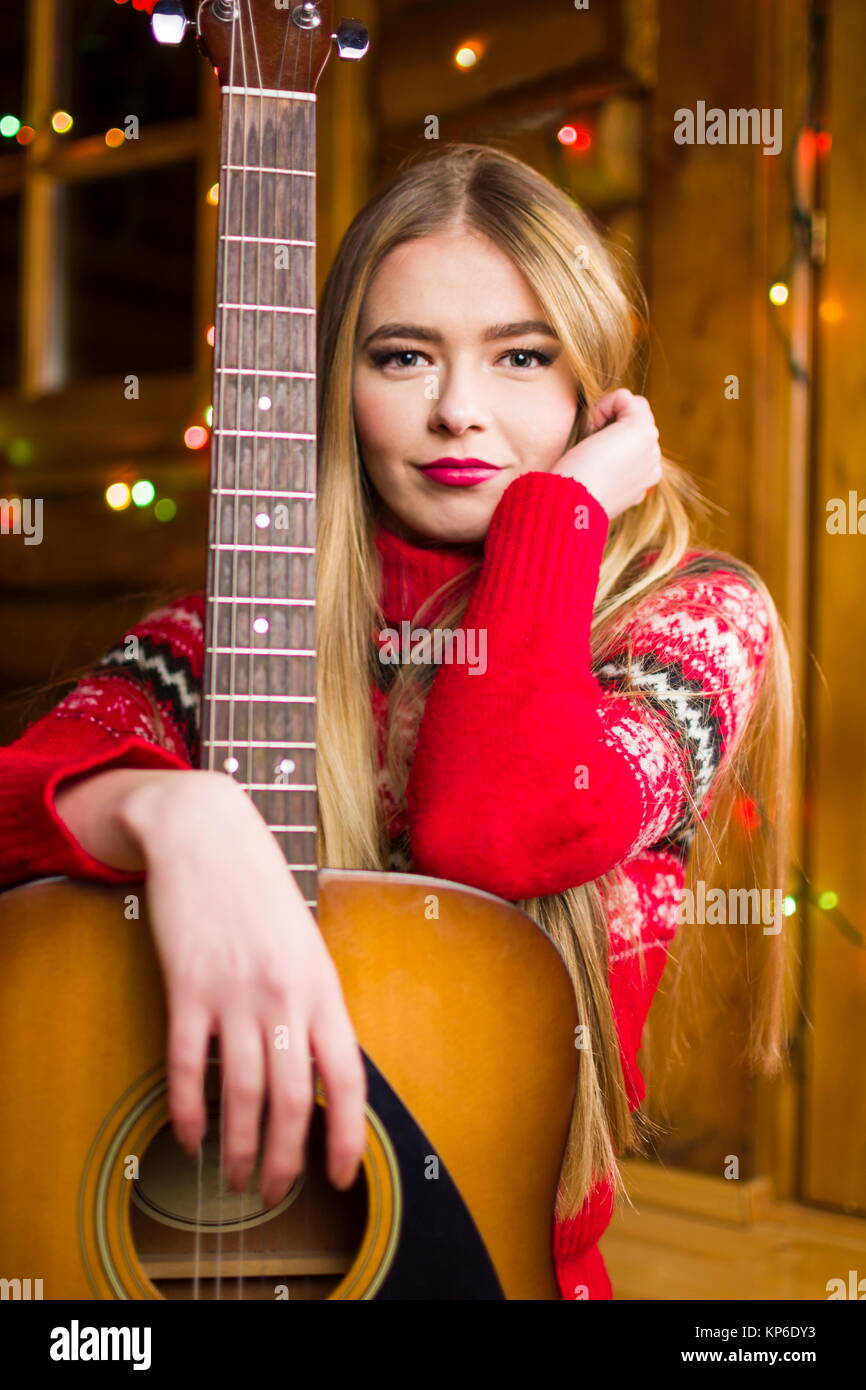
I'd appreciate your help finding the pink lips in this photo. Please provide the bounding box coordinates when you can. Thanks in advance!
[417,457,503,488]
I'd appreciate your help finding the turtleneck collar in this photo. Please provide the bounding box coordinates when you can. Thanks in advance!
[374,522,484,628]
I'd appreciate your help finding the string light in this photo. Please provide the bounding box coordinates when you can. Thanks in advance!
[51,111,73,134]
[557,124,592,152]
[184,425,209,450]
[7,437,34,466]
[131,480,155,506]
[453,42,483,68]
[0,115,21,139]
[769,282,789,306]
[154,498,177,521]
[105,128,126,148]
[207,183,219,206]
[206,325,215,347]
[105,482,131,510]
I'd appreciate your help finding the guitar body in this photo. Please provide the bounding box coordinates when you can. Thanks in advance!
[0,870,578,1300]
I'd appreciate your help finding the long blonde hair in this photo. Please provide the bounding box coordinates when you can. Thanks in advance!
[316,142,797,1224]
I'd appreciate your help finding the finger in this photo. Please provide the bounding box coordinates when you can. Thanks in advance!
[217,1011,267,1194]
[592,387,634,429]
[309,986,368,1190]
[165,999,212,1156]
[259,1013,315,1207]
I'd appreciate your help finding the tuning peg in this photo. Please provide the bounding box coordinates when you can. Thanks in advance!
[151,1,190,45]
[332,18,370,60]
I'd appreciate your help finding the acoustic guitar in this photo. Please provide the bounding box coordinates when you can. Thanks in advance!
[0,0,578,1300]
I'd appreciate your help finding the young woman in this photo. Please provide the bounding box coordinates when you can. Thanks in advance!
[0,143,795,1300]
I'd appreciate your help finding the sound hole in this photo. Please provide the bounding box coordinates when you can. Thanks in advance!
[129,1062,368,1300]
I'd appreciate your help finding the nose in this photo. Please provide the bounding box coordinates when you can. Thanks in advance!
[427,364,493,434]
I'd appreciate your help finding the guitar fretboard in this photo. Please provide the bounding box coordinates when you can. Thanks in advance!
[200,89,319,909]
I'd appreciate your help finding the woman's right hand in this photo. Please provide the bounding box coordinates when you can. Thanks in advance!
[553,388,663,520]
[120,769,367,1208]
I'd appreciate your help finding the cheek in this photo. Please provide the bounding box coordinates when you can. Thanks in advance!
[353,374,418,456]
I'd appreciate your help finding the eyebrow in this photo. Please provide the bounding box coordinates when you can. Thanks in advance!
[360,319,558,350]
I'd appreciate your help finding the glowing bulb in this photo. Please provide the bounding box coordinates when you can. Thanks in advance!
[51,111,73,134]
[769,282,789,306]
[106,482,131,510]
[184,425,209,450]
[131,479,155,506]
[206,324,215,347]
[154,498,177,521]
[105,127,126,148]
[454,44,480,68]
[207,182,219,206]
[817,889,838,911]
[782,896,797,917]
[204,405,214,427]
[0,115,21,138]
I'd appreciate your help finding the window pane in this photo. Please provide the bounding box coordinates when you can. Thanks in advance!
[59,0,199,140]
[63,161,197,383]
[0,194,21,389]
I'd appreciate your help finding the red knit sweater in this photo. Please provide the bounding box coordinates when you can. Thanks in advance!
[0,470,772,1300]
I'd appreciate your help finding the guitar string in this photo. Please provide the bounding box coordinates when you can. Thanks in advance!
[216,0,251,1305]
[198,0,242,1303]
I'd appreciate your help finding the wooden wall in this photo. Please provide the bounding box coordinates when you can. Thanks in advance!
[1,0,863,1273]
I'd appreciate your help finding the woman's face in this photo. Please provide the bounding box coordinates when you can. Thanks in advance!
[352,229,580,545]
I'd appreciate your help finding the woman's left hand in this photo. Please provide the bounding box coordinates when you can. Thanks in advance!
[551,388,662,521]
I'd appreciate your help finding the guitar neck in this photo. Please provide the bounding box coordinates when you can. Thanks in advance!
[200,88,319,909]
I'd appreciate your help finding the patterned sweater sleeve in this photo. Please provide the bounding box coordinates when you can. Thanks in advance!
[0,593,205,891]
[406,470,772,900]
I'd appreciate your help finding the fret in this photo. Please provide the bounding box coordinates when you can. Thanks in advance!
[265,826,319,832]
[238,785,317,793]
[212,488,315,499]
[209,543,315,554]
[222,164,316,178]
[205,694,316,703]
[215,368,315,379]
[222,86,316,101]
[213,429,316,440]
[236,785,317,793]
[216,303,315,314]
[223,235,314,246]
[283,866,319,873]
[206,647,315,656]
[210,596,315,606]
[208,741,317,748]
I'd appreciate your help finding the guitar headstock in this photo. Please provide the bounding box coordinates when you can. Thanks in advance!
[166,1,368,93]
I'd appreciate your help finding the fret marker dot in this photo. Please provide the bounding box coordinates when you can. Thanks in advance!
[253,617,269,634]
[224,757,239,774]
[258,395,272,411]
[255,512,270,528]
[278,759,295,775]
